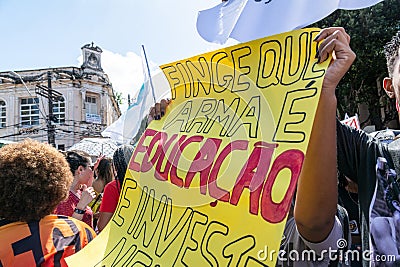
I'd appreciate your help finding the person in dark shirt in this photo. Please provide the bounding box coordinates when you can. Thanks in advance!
[337,30,400,266]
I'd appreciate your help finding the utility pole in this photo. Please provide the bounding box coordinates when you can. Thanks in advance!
[35,71,63,147]
[47,71,56,147]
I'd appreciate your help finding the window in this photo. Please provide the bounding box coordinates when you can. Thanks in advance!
[0,100,6,128]
[85,96,98,115]
[53,96,65,124]
[20,98,40,126]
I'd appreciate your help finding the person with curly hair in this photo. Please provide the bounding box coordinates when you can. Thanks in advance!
[0,139,96,266]
[55,150,97,228]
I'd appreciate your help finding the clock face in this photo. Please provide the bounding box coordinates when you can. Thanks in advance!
[88,53,98,68]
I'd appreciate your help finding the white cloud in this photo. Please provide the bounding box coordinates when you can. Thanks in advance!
[101,50,144,111]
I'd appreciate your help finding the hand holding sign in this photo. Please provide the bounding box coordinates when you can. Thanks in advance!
[148,99,171,122]
[314,27,356,90]
[293,26,355,244]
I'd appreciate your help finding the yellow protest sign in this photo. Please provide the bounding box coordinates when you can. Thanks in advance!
[66,28,329,267]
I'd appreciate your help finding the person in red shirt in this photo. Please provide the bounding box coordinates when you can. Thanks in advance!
[0,139,96,266]
[97,145,134,232]
[96,101,170,232]
[90,157,114,228]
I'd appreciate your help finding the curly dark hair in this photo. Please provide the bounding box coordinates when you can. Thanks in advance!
[384,30,400,77]
[0,139,73,222]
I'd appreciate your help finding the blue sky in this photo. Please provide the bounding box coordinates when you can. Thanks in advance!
[0,0,224,110]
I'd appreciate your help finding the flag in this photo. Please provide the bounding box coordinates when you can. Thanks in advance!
[197,0,384,44]
[341,113,361,129]
[101,48,171,144]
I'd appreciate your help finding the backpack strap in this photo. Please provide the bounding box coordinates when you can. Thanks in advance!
[383,140,397,172]
[328,205,350,267]
[337,204,350,250]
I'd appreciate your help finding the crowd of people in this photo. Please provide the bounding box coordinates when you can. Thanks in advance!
[0,26,399,266]
[0,137,135,265]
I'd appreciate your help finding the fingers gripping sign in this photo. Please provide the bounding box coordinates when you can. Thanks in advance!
[148,99,172,124]
[314,27,356,89]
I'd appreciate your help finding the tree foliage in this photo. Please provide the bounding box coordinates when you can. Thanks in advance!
[312,0,400,129]
[114,91,124,106]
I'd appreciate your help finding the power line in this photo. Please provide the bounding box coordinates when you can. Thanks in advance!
[2,70,117,146]
[0,120,46,130]
[10,71,48,120]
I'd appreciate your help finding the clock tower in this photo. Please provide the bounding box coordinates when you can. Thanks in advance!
[81,42,103,72]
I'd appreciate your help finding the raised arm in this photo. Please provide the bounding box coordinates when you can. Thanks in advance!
[294,27,356,242]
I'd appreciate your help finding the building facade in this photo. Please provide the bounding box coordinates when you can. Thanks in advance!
[0,43,121,150]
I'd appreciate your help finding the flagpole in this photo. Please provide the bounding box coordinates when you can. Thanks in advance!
[141,45,157,103]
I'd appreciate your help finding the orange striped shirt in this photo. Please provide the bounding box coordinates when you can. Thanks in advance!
[0,215,96,267]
